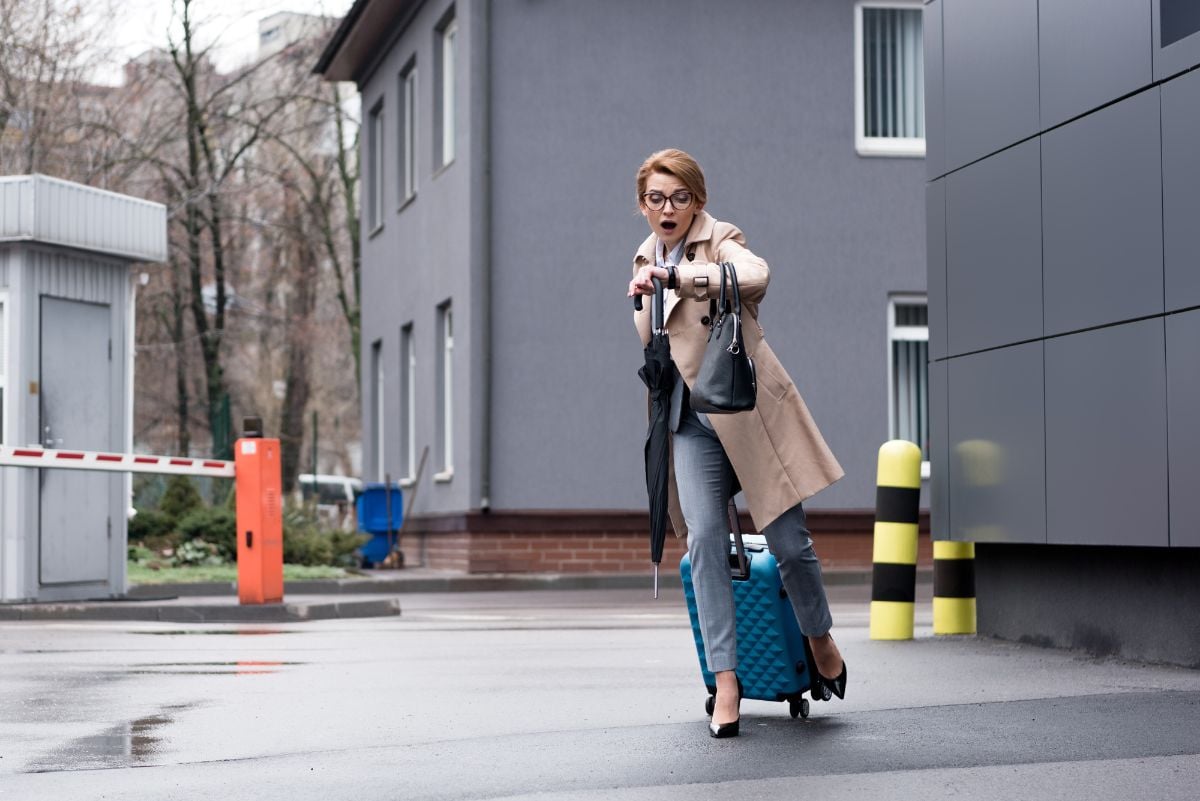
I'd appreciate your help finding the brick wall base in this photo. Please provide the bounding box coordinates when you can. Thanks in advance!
[399,510,931,574]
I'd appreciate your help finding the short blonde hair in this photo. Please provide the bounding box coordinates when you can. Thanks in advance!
[636,148,708,209]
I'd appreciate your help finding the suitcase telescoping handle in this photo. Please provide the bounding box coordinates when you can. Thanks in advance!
[729,498,750,581]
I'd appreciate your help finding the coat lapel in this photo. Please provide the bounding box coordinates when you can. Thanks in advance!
[665,211,716,323]
[634,211,717,326]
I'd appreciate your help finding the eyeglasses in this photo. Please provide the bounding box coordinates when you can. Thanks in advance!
[641,190,693,212]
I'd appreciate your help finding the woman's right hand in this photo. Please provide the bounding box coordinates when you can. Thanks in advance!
[628,264,669,298]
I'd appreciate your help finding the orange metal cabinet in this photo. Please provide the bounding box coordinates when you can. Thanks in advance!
[234,437,284,604]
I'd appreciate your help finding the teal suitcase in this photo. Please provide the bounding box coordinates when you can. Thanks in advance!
[680,512,824,719]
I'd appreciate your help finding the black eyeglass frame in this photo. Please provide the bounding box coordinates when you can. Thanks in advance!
[640,190,694,212]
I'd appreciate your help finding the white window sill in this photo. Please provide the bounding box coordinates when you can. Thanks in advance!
[433,468,454,483]
[855,136,926,158]
[921,460,930,481]
[397,192,416,213]
[399,477,416,489]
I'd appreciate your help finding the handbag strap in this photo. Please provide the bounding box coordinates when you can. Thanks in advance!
[728,496,750,580]
[725,262,742,316]
[707,262,741,325]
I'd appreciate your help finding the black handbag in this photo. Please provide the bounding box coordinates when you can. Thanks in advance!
[689,261,757,413]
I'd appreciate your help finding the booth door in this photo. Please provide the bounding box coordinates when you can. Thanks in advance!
[39,297,112,585]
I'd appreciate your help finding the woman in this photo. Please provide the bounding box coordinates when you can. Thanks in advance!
[627,149,847,738]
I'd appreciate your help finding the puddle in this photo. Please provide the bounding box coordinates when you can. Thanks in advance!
[131,661,304,667]
[116,661,301,676]
[131,629,294,636]
[23,704,191,773]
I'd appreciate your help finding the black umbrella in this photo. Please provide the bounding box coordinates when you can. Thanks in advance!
[635,276,674,598]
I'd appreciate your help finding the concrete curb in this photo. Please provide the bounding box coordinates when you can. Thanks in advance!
[0,596,402,623]
[125,567,931,598]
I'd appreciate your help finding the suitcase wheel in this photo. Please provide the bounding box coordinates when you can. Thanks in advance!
[789,698,811,719]
[705,695,715,716]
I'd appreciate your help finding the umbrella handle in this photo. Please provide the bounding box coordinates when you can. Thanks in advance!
[633,277,666,325]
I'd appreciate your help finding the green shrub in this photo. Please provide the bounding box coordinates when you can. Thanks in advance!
[282,504,368,566]
[283,526,334,566]
[173,538,224,567]
[160,475,203,522]
[329,529,371,568]
[177,507,237,560]
[128,543,155,565]
[127,509,175,543]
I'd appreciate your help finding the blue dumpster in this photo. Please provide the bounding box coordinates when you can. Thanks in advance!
[356,483,404,566]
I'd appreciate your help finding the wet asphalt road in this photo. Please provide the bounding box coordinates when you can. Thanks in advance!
[1,585,1199,800]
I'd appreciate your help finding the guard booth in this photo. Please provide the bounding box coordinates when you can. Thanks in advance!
[0,175,167,602]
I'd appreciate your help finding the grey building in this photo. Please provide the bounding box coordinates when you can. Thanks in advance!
[317,0,929,572]
[926,0,1200,664]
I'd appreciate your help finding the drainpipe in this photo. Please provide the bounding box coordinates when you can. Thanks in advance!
[477,0,492,513]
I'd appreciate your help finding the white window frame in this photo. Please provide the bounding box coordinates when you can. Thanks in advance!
[368,100,385,232]
[399,324,416,487]
[887,294,930,479]
[854,0,926,158]
[372,340,386,481]
[439,16,457,168]
[0,293,7,446]
[434,303,454,482]
[400,62,417,204]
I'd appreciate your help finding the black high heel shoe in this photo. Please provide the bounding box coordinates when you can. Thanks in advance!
[804,636,848,701]
[822,661,847,700]
[709,677,743,738]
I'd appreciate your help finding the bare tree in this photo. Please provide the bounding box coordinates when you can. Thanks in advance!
[0,0,118,175]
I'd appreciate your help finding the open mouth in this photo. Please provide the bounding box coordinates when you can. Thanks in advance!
[661,221,677,231]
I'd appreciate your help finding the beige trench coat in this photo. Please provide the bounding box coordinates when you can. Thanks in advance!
[633,211,844,538]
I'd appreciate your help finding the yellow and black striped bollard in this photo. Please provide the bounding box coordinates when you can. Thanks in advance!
[869,440,921,640]
[933,541,976,634]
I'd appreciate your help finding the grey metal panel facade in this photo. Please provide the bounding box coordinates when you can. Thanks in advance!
[1044,320,1169,547]
[942,0,1039,172]
[1161,67,1200,312]
[928,359,948,539]
[1167,309,1200,547]
[486,0,926,513]
[1153,0,1200,80]
[926,180,947,361]
[923,0,945,181]
[1041,89,1163,336]
[356,0,483,516]
[947,342,1046,544]
[946,139,1042,355]
[1038,0,1152,129]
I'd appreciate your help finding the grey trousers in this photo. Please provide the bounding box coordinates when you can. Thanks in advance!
[674,406,834,674]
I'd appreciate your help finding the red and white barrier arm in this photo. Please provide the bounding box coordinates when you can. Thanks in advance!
[0,445,235,478]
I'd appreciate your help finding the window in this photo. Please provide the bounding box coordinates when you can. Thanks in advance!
[367,100,384,231]
[371,339,386,480]
[854,2,925,157]
[399,323,416,483]
[0,297,6,445]
[888,297,929,477]
[434,302,454,481]
[1162,0,1200,47]
[399,60,417,203]
[435,9,457,168]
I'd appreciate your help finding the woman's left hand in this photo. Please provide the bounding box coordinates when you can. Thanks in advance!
[628,264,670,298]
